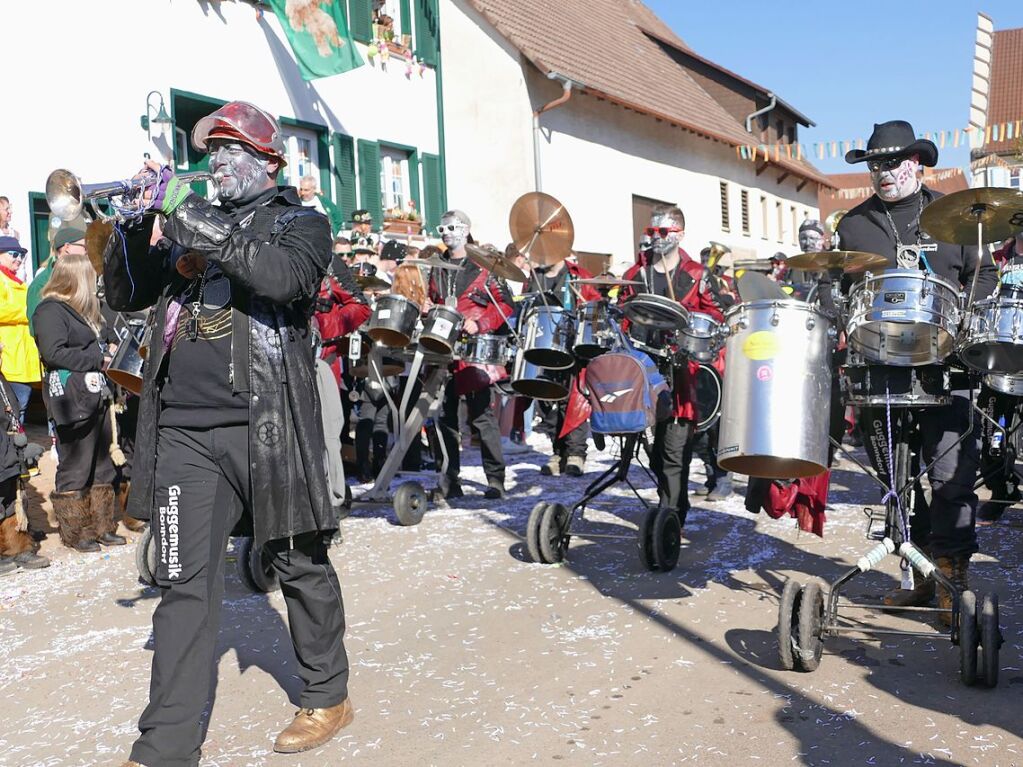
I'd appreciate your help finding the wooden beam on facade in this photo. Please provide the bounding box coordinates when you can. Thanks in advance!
[796,179,808,192]
[755,161,768,176]
[776,172,790,185]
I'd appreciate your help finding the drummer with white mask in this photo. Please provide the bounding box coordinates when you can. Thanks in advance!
[837,120,998,621]
[620,205,734,532]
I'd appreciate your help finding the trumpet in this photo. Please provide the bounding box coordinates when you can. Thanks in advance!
[824,209,847,236]
[46,167,212,222]
[706,240,731,269]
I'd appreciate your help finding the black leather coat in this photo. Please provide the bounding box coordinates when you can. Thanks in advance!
[104,186,335,547]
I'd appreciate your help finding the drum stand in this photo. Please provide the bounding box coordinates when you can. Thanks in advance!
[779,390,1003,686]
[524,432,683,572]
[351,345,449,526]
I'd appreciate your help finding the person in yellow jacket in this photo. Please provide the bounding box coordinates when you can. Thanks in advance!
[0,237,41,420]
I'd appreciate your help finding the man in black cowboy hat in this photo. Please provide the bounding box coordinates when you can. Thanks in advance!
[836,119,998,622]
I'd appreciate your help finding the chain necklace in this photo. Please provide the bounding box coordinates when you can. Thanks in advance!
[186,266,210,342]
[882,193,929,269]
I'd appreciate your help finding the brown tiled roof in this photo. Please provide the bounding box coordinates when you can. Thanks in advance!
[466,0,831,188]
[983,26,1023,154]
[817,168,969,220]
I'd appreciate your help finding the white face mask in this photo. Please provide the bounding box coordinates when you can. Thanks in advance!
[648,213,683,258]
[870,156,921,202]
[439,218,469,251]
[799,228,825,252]
[209,140,273,203]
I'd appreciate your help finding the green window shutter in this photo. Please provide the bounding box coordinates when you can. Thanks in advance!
[407,151,421,222]
[348,0,372,43]
[399,0,411,36]
[333,133,358,222]
[357,139,382,224]
[414,0,439,66]
[421,152,443,230]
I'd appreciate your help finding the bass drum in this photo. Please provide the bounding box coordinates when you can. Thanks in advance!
[694,363,722,434]
[717,300,833,479]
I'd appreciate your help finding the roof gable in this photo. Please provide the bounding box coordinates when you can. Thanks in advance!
[983,26,1023,153]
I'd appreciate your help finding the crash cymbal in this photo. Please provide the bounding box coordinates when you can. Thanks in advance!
[465,243,528,282]
[356,274,391,292]
[920,186,1023,245]
[401,256,462,271]
[85,220,114,276]
[786,250,889,273]
[508,192,574,267]
[574,275,643,287]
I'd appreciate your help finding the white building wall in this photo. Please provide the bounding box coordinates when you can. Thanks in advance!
[441,2,820,274]
[1,0,440,263]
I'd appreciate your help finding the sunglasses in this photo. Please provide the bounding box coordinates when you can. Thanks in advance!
[867,157,906,173]
[5,251,24,260]
[437,224,467,233]
[644,226,682,238]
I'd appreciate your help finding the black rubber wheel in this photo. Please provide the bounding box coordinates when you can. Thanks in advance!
[135,525,156,587]
[393,481,427,526]
[980,593,1001,689]
[777,579,802,671]
[525,502,549,563]
[538,503,571,564]
[652,506,682,571]
[638,508,658,571]
[796,582,825,672]
[236,537,281,594]
[959,589,979,686]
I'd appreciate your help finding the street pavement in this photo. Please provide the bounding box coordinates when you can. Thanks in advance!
[1,431,1020,766]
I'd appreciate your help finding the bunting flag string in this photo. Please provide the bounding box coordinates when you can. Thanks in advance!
[741,118,1023,164]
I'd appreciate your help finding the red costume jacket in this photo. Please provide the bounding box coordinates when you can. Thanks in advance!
[314,264,371,384]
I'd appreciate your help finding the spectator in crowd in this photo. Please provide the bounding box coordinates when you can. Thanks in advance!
[28,221,88,336]
[298,175,343,234]
[32,249,123,553]
[0,236,41,420]
[351,208,373,238]
[333,236,353,268]
[0,197,17,240]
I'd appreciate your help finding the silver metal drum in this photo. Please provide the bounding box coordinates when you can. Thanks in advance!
[717,300,833,479]
[678,312,723,363]
[419,305,463,355]
[985,372,1023,396]
[510,348,569,400]
[366,294,421,348]
[958,296,1023,374]
[520,305,576,369]
[459,334,511,366]
[573,301,613,360]
[846,269,960,366]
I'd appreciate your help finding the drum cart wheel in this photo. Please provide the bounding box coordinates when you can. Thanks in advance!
[236,537,281,594]
[393,481,427,526]
[651,506,682,572]
[796,581,825,672]
[959,590,978,685]
[777,579,802,671]
[638,508,657,572]
[980,593,1002,688]
[525,502,549,563]
[135,525,156,587]
[538,503,571,564]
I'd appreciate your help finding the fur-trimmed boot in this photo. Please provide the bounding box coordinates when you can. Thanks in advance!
[0,516,49,569]
[51,490,100,553]
[91,484,126,546]
[117,481,146,532]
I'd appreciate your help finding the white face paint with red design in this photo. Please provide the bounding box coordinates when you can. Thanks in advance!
[870,155,921,202]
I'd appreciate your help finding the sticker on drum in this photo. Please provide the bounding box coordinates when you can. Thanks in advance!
[433,318,453,336]
[718,445,739,456]
[378,309,391,319]
[881,310,907,318]
[742,331,779,360]
[756,365,773,382]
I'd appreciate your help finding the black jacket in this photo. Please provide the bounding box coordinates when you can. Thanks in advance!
[104,186,335,547]
[836,185,998,298]
[33,299,105,373]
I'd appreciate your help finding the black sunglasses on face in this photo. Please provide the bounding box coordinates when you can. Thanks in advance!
[867,157,906,173]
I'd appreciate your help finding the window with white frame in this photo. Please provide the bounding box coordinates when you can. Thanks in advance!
[279,126,319,189]
[380,146,410,214]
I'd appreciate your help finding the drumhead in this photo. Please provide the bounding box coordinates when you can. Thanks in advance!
[695,364,722,434]
[623,293,689,331]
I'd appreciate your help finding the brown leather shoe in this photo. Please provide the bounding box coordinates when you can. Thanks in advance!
[936,555,970,627]
[273,698,354,753]
[883,576,936,608]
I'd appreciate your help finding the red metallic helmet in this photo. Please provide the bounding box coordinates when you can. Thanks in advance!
[191,101,287,164]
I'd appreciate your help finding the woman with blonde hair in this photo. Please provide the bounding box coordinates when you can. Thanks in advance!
[32,249,122,552]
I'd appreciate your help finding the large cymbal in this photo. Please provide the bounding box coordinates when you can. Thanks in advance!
[509,192,574,267]
[402,256,462,271]
[85,220,114,276]
[920,186,1023,245]
[786,250,889,273]
[574,275,642,287]
[465,243,528,282]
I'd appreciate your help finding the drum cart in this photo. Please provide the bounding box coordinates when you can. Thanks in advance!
[778,395,1004,687]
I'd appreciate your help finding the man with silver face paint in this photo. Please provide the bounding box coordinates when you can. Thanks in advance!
[837,120,997,622]
[620,205,734,531]
[428,209,514,501]
[106,101,354,766]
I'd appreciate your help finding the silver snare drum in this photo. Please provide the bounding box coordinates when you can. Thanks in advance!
[520,305,576,369]
[459,334,511,366]
[678,312,723,363]
[958,296,1023,374]
[574,301,613,360]
[985,372,1023,396]
[847,269,961,366]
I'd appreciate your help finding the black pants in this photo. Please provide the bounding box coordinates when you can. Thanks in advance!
[131,424,349,767]
[438,382,504,485]
[54,408,116,493]
[355,387,391,475]
[858,394,980,558]
[691,422,723,485]
[116,396,139,486]
[537,399,588,459]
[651,417,694,523]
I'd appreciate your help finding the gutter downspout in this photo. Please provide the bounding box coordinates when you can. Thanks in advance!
[744,91,777,133]
[533,73,574,192]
